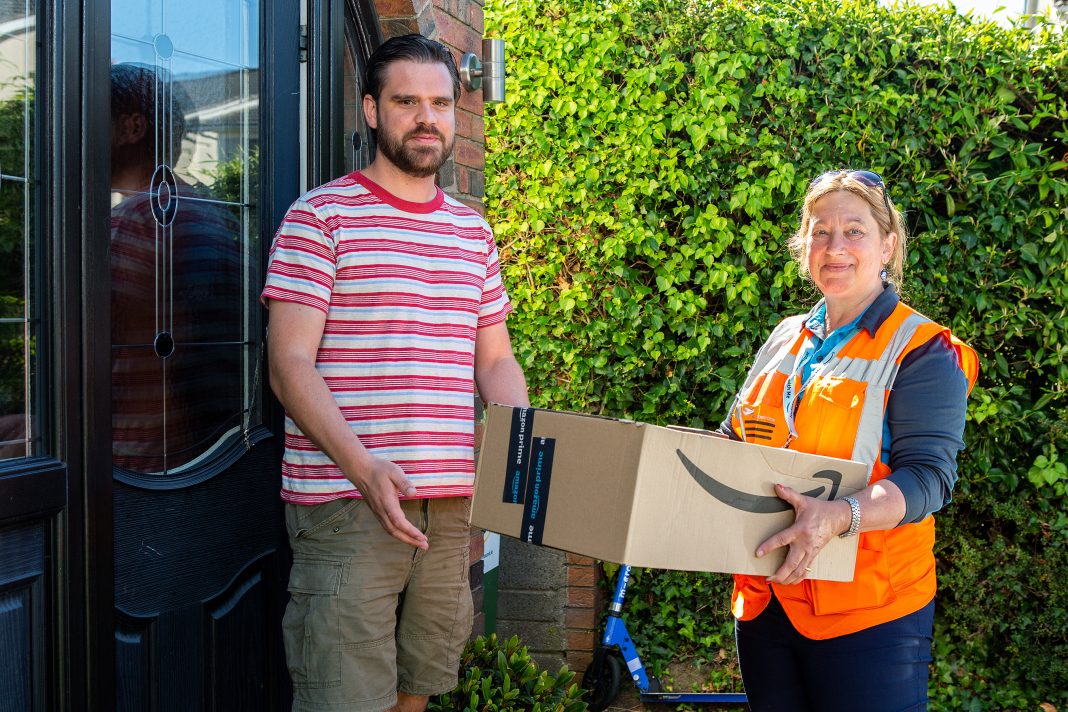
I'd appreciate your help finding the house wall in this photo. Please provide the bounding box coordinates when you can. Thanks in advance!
[496,538,604,673]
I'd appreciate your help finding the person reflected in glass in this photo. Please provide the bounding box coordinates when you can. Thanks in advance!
[110,62,243,473]
[720,170,979,711]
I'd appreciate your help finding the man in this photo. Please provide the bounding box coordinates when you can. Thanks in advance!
[262,34,529,712]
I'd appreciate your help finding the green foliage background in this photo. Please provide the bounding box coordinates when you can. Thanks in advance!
[483,0,1068,708]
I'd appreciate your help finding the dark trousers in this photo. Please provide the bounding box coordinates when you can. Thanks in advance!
[735,594,935,712]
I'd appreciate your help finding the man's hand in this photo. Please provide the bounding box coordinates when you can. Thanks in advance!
[352,455,429,550]
[268,300,430,549]
[756,484,851,585]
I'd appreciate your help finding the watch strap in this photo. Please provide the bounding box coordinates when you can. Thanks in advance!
[839,496,861,538]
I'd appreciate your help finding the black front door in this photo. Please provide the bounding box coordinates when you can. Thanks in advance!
[0,0,375,707]
[103,1,299,709]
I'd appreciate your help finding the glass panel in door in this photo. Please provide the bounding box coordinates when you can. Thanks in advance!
[0,0,37,461]
[110,0,260,477]
[342,3,374,173]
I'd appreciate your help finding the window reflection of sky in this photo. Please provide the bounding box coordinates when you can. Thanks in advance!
[112,36,224,132]
[111,0,258,71]
[111,0,259,190]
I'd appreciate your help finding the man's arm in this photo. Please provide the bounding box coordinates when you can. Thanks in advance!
[473,321,529,407]
[267,300,428,549]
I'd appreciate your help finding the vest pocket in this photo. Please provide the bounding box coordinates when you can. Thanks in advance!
[791,377,867,461]
[810,531,897,615]
[735,372,791,446]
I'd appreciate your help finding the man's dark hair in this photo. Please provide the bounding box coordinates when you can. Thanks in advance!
[111,63,191,158]
[362,33,461,102]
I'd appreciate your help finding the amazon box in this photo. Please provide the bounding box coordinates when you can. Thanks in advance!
[470,404,868,582]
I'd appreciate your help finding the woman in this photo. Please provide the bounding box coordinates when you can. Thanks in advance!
[721,170,979,711]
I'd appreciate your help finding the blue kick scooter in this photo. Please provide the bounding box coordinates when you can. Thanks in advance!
[581,564,748,710]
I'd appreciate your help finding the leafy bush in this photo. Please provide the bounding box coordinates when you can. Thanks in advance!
[484,0,1068,708]
[428,634,588,712]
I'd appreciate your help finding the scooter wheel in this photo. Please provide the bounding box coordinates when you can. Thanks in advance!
[581,653,623,712]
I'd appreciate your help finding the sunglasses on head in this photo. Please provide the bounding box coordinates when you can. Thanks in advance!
[809,169,893,217]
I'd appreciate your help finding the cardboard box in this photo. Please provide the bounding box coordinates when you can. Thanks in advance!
[471,404,869,582]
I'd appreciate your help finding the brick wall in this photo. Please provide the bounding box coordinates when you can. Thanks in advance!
[495,543,604,676]
[564,554,603,674]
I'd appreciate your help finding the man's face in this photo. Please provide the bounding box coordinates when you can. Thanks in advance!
[364,59,457,178]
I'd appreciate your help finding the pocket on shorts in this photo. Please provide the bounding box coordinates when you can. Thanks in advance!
[446,538,474,672]
[283,558,345,689]
[288,498,362,541]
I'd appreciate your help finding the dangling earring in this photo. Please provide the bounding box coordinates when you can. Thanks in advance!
[880,267,889,285]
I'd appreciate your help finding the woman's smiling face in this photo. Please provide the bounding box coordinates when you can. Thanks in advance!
[806,190,896,312]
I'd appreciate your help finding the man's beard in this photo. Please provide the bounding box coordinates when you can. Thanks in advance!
[375,123,454,179]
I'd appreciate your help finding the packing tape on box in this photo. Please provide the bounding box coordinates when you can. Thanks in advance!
[521,437,555,545]
[502,407,534,504]
[499,407,557,544]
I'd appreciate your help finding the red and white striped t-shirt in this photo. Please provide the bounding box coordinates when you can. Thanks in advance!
[261,171,511,504]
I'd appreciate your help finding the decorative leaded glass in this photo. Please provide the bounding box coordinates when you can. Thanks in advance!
[110,0,260,476]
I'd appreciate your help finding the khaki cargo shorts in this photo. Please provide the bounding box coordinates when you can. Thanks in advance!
[282,496,473,712]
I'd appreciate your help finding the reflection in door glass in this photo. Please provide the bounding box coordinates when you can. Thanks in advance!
[343,6,374,174]
[0,0,36,461]
[110,0,260,476]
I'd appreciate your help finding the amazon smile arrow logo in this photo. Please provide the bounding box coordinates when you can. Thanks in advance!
[676,449,842,513]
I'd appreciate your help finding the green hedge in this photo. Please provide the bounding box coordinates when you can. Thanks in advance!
[484,0,1068,708]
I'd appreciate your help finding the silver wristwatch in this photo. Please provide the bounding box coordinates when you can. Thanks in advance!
[840,496,861,538]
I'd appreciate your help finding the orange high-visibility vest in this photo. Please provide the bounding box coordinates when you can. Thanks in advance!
[730,301,979,640]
